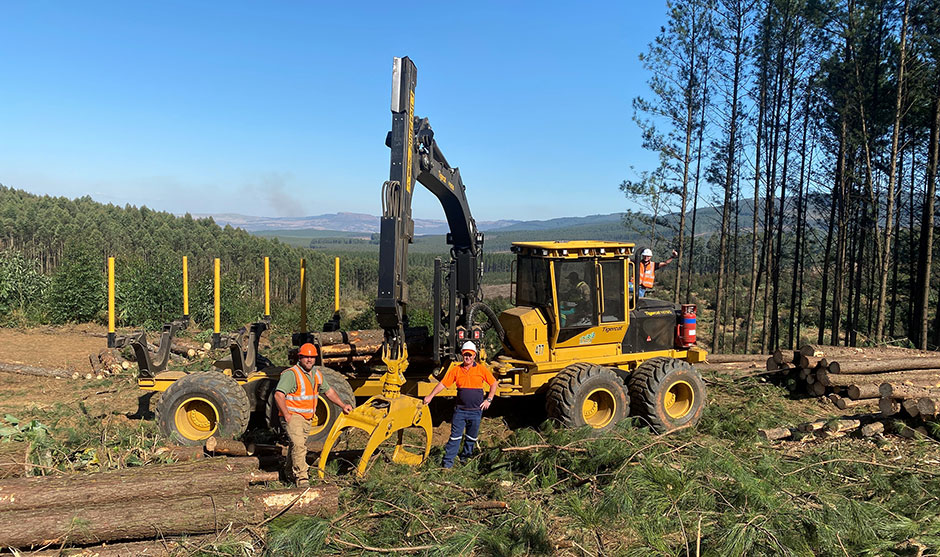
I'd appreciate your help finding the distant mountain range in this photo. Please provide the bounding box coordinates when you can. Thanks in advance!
[194,211,626,235]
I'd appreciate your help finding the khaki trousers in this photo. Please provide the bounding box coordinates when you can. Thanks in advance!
[284,415,312,481]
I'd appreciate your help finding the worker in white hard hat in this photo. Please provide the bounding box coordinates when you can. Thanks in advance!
[423,340,499,468]
[637,248,678,298]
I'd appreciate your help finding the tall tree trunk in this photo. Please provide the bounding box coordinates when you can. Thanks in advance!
[832,119,848,345]
[790,81,811,348]
[918,87,940,348]
[711,4,745,354]
[920,88,940,350]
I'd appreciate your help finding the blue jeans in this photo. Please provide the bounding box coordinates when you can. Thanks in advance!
[638,286,647,298]
[442,408,482,467]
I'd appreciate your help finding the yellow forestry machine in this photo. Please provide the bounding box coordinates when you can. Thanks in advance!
[132,56,707,476]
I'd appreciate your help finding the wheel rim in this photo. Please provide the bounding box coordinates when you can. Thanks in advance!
[309,396,331,437]
[175,397,219,440]
[581,388,616,428]
[664,380,694,419]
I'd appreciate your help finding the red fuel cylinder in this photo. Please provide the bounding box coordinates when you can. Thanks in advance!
[678,304,696,347]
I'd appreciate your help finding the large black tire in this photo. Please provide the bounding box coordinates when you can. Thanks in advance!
[156,372,251,445]
[628,357,706,433]
[546,363,629,431]
[265,366,356,445]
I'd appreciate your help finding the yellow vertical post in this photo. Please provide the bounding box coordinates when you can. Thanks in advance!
[213,258,221,348]
[264,256,271,319]
[182,256,189,321]
[299,258,307,332]
[107,257,115,348]
[334,257,340,313]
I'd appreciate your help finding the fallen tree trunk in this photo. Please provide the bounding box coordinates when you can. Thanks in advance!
[0,485,338,549]
[0,457,261,513]
[828,359,940,375]
[817,369,940,388]
[707,354,770,364]
[0,362,74,379]
[878,383,940,400]
[205,437,283,457]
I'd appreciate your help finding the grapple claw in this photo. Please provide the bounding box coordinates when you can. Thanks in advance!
[317,395,432,478]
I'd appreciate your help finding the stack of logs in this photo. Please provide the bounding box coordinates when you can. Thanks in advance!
[0,453,338,550]
[314,328,430,368]
[768,345,940,409]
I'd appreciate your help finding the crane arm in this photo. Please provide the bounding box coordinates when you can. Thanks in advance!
[375,56,483,361]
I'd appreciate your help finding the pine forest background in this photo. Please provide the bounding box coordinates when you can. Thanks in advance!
[3,0,940,355]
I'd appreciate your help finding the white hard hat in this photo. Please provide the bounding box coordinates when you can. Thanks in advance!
[641,248,653,257]
[461,341,477,354]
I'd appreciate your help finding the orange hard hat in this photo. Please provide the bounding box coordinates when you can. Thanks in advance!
[298,343,318,357]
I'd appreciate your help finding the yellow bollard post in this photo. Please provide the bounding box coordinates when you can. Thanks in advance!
[107,257,115,348]
[213,258,221,348]
[334,257,340,313]
[182,256,189,322]
[264,256,271,320]
[299,258,307,332]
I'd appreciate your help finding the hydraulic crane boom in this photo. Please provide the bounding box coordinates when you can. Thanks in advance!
[319,56,484,477]
[376,56,484,363]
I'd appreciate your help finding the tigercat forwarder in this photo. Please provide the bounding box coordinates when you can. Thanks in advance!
[131,56,708,477]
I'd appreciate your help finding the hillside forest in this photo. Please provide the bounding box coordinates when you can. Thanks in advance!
[3,1,940,355]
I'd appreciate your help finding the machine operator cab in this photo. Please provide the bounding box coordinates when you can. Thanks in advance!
[498,241,703,369]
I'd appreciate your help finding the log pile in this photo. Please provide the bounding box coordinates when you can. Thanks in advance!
[769,345,940,405]
[0,456,338,550]
[758,413,889,442]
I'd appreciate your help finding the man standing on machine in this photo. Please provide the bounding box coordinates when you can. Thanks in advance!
[637,248,678,298]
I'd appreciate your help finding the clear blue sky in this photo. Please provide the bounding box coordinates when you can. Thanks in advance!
[1,1,666,222]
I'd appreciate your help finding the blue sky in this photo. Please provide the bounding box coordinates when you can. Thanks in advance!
[1,1,666,222]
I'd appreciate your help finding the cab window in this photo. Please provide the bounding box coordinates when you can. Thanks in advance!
[555,260,597,341]
[600,260,626,322]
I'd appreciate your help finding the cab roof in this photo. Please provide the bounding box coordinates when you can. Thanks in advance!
[510,240,635,259]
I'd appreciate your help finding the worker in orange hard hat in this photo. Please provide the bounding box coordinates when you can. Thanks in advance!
[423,341,498,468]
[274,342,353,484]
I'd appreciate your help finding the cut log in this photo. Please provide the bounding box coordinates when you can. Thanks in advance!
[825,419,861,433]
[878,383,940,400]
[0,362,75,379]
[835,397,879,410]
[828,359,940,374]
[798,420,827,433]
[758,427,792,441]
[847,384,881,400]
[860,422,885,437]
[154,444,205,462]
[796,355,828,371]
[811,382,828,397]
[705,354,771,364]
[916,397,940,418]
[772,350,785,365]
[817,369,940,388]
[0,457,261,513]
[0,485,339,549]
[879,397,901,416]
[0,443,30,479]
[901,399,921,418]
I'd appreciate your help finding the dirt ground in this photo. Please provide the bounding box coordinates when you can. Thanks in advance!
[0,324,111,371]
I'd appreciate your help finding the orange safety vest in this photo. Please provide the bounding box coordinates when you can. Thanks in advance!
[284,364,322,419]
[639,260,655,288]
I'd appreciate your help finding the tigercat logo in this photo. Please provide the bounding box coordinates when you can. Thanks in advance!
[644,310,672,316]
[602,325,624,333]
[579,332,596,345]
